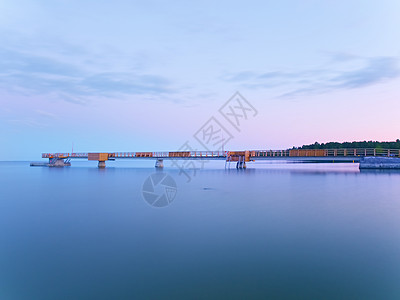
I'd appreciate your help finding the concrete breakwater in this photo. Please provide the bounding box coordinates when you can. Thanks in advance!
[30,161,71,167]
[359,157,400,169]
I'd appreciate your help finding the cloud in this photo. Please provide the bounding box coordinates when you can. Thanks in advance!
[224,55,400,98]
[7,119,46,128]
[329,57,399,88]
[35,109,58,119]
[0,48,81,76]
[224,71,258,82]
[0,47,174,104]
[81,73,172,95]
[325,51,361,63]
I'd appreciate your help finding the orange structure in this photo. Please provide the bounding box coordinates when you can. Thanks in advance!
[289,149,325,157]
[136,152,153,157]
[88,153,109,168]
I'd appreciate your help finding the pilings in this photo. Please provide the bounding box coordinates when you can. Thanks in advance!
[48,158,71,167]
[236,156,247,169]
[155,159,164,168]
[88,153,109,168]
[236,161,246,169]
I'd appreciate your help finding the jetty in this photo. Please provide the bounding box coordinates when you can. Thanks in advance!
[30,148,400,169]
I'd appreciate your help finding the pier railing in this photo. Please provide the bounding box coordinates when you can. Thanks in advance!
[43,151,228,159]
[42,153,88,158]
[251,149,400,158]
[42,148,400,160]
[113,151,227,158]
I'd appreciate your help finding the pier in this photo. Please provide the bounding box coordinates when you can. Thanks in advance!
[32,148,400,169]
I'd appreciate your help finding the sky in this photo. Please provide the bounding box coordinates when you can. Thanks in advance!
[1,0,400,160]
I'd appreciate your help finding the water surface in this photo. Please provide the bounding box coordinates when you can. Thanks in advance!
[1,161,400,299]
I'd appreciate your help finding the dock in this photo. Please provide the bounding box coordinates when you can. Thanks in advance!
[31,148,400,169]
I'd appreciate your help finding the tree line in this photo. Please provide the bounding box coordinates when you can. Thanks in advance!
[294,140,400,150]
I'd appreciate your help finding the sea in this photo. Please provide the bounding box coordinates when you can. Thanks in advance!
[1,160,400,300]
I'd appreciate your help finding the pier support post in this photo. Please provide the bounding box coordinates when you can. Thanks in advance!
[89,153,109,168]
[155,159,164,168]
[48,158,71,167]
[236,156,247,169]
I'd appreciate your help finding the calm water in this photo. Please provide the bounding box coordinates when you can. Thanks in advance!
[1,161,400,299]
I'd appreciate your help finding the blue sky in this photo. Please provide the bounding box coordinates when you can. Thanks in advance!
[1,0,400,160]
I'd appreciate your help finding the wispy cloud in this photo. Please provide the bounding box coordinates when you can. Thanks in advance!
[7,119,47,128]
[329,57,399,88]
[0,47,174,104]
[35,109,58,119]
[81,73,171,96]
[223,55,400,98]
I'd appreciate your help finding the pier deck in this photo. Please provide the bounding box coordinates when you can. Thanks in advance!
[35,149,400,169]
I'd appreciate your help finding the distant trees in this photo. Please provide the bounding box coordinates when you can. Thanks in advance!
[293,140,400,150]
